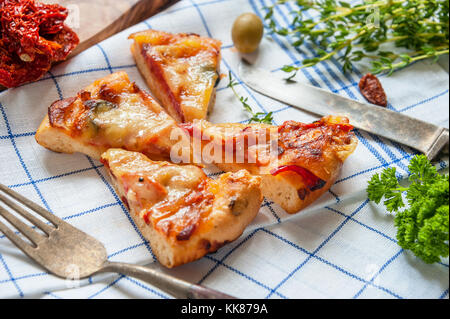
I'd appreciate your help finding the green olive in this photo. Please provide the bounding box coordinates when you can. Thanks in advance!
[232,13,264,54]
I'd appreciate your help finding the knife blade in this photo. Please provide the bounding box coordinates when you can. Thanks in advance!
[238,61,449,160]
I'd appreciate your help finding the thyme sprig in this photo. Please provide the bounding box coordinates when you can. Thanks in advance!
[226,71,274,124]
[265,0,449,76]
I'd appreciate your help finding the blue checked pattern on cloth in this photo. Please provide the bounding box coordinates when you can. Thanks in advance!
[0,0,449,299]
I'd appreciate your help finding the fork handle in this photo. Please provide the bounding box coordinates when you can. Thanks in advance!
[98,261,237,299]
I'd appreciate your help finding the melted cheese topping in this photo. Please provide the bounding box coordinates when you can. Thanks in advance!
[49,72,188,160]
[189,117,358,179]
[131,30,221,122]
[102,149,214,241]
[90,94,175,150]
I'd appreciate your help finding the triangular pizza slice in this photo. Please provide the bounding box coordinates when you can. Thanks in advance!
[36,71,190,162]
[129,30,221,123]
[101,149,262,268]
[182,116,358,214]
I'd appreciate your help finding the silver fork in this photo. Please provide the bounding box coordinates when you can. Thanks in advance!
[0,183,235,299]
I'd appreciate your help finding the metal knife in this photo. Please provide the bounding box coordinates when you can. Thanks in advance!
[239,61,449,161]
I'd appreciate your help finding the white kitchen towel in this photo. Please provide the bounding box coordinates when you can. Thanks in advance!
[0,0,448,299]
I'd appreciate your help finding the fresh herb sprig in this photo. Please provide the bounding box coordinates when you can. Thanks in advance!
[367,155,449,264]
[226,71,274,124]
[265,0,449,76]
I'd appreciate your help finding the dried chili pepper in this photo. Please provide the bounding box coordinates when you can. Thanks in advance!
[359,73,388,107]
[0,0,79,88]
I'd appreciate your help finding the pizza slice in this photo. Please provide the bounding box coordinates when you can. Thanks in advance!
[129,30,222,123]
[101,149,262,268]
[181,116,358,214]
[35,71,190,162]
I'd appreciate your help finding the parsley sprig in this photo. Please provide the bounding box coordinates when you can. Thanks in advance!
[265,0,449,76]
[226,71,274,124]
[367,155,449,264]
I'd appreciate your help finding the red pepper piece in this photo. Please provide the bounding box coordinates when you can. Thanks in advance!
[332,123,354,132]
[270,165,326,191]
[179,123,194,136]
[143,211,150,225]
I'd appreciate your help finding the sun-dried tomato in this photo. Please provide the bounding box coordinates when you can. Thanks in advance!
[359,73,388,107]
[0,0,79,88]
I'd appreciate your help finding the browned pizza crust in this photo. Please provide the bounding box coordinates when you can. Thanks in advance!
[101,149,263,268]
[129,30,221,123]
[35,72,190,162]
[182,116,358,214]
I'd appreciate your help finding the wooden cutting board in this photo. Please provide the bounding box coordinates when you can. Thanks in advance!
[46,0,179,57]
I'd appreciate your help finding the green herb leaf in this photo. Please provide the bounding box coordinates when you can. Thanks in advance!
[367,155,449,264]
[227,72,274,124]
[264,0,449,75]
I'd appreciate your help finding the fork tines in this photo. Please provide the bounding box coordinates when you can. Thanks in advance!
[0,183,59,255]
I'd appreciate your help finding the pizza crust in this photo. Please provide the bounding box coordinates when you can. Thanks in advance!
[186,118,358,214]
[35,115,105,159]
[102,149,263,268]
[216,163,341,214]
[35,72,190,162]
[129,30,221,123]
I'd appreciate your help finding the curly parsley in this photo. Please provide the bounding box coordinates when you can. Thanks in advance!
[367,155,449,264]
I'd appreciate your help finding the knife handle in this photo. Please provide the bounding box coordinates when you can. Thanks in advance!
[427,128,449,161]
